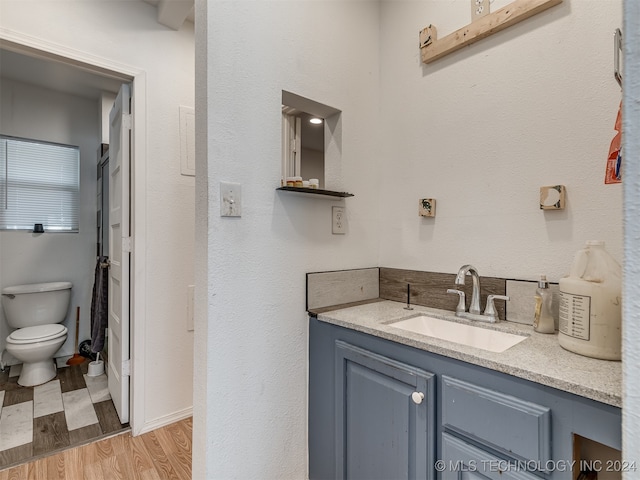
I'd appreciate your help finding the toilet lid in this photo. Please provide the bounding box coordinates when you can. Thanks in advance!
[7,324,67,344]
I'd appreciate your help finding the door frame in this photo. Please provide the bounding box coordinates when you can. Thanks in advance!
[0,28,148,435]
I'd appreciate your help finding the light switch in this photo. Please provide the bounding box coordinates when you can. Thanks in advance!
[187,285,194,332]
[220,182,242,217]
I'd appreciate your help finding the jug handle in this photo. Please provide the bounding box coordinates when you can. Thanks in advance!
[570,249,589,278]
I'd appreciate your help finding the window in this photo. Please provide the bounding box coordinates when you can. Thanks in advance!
[0,135,80,232]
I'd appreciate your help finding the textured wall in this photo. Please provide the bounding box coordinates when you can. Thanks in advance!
[195,1,628,476]
[622,0,640,469]
[195,1,381,477]
[378,0,623,282]
[0,79,98,362]
[0,0,195,432]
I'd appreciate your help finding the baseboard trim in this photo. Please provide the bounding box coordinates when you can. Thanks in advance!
[134,406,193,436]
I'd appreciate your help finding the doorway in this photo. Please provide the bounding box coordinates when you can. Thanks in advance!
[0,35,145,466]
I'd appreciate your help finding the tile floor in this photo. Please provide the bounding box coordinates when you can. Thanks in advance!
[0,358,128,469]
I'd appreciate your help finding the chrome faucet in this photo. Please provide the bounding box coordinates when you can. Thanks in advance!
[447,264,510,323]
[454,264,481,314]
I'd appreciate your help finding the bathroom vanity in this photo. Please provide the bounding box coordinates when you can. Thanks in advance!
[308,301,622,480]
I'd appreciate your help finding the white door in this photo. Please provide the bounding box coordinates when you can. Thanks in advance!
[108,83,131,424]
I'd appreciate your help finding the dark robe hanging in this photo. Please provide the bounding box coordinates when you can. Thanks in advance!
[90,256,109,353]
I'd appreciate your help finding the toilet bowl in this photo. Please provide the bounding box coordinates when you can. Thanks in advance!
[1,281,72,387]
[6,325,68,386]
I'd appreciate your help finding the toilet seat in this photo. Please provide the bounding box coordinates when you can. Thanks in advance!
[7,324,67,345]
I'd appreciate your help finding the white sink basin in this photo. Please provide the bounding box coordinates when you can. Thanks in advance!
[388,315,527,353]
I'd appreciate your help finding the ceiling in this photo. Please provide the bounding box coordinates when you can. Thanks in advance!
[0,0,193,101]
[143,0,195,29]
[0,48,125,100]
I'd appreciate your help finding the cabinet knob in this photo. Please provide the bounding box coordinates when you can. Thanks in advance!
[411,392,425,405]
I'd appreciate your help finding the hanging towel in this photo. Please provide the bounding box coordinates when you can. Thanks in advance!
[91,256,109,353]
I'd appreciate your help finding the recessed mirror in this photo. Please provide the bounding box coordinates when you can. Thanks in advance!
[281,91,341,190]
[282,108,325,187]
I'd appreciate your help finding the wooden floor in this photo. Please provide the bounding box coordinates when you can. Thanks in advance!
[0,417,192,480]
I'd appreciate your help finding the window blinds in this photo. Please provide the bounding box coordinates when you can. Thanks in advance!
[0,136,80,232]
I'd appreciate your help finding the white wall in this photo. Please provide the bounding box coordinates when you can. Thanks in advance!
[378,0,623,282]
[0,79,98,362]
[195,1,631,476]
[194,1,381,477]
[0,1,195,432]
[622,0,640,469]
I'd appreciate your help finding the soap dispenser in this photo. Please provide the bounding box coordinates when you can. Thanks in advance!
[533,275,555,334]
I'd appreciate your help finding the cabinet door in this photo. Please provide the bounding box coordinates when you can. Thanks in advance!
[441,376,551,466]
[441,433,542,480]
[335,341,435,480]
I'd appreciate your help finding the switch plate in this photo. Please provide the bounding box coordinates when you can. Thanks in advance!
[187,285,194,332]
[332,206,346,234]
[220,182,242,217]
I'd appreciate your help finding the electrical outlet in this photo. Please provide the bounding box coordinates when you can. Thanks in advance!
[332,206,346,234]
[220,182,241,217]
[471,0,490,19]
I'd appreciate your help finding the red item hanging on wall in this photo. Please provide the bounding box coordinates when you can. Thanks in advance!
[605,102,622,184]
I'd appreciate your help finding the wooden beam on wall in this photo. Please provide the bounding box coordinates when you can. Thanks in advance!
[420,0,563,64]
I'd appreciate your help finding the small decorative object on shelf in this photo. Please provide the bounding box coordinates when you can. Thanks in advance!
[276,186,354,199]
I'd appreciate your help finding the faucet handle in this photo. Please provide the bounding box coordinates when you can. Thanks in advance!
[484,294,510,320]
[446,289,466,314]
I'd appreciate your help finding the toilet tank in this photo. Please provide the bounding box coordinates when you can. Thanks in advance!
[1,282,72,328]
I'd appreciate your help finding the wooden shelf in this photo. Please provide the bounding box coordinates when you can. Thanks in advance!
[419,0,563,64]
[276,186,354,199]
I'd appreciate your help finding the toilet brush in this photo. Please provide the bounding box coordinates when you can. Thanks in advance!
[87,351,104,377]
[66,306,84,366]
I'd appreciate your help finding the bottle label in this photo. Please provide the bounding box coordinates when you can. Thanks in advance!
[559,292,591,340]
[533,296,542,329]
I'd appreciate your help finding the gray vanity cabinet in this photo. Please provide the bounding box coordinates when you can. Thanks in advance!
[309,317,621,480]
[440,375,551,479]
[441,433,541,480]
[335,341,436,480]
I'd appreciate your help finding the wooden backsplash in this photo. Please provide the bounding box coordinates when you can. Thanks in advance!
[379,268,507,321]
[307,268,379,310]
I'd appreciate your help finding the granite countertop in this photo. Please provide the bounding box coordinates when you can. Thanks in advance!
[315,300,621,407]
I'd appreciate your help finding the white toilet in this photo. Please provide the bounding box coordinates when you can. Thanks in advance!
[2,281,72,386]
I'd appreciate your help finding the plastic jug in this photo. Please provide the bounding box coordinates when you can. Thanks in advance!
[558,241,621,360]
